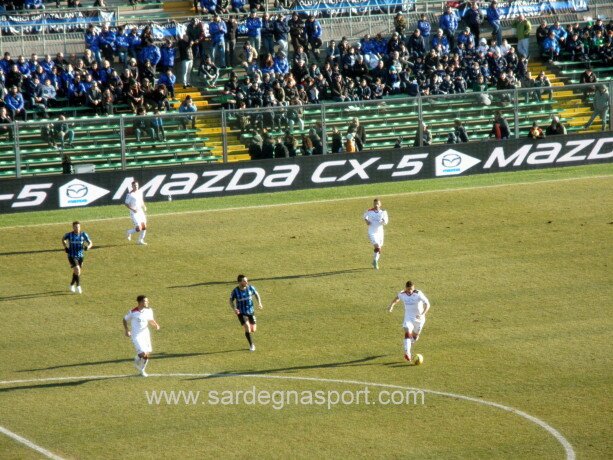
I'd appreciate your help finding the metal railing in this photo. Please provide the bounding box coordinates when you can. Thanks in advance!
[1,81,611,179]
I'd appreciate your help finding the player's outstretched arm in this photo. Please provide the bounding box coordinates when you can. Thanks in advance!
[123,318,131,337]
[388,296,399,312]
[62,237,69,252]
[229,298,239,314]
[149,319,160,330]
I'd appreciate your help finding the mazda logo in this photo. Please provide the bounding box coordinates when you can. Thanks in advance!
[66,184,88,198]
[442,154,462,167]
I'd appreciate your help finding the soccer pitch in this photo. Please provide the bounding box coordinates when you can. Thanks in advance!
[1,164,612,459]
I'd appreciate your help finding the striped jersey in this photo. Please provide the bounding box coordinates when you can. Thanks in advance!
[231,285,259,315]
[63,231,91,258]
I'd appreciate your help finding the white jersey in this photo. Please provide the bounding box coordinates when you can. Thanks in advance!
[124,307,154,335]
[364,208,389,232]
[124,307,154,353]
[364,208,388,246]
[125,190,145,214]
[398,290,429,320]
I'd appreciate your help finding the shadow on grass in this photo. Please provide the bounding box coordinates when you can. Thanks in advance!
[186,355,387,380]
[169,268,370,289]
[0,290,73,302]
[0,244,119,257]
[0,377,129,394]
[18,350,243,372]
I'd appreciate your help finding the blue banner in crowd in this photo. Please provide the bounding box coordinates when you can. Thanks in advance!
[477,0,589,19]
[294,0,414,14]
[0,9,115,34]
[120,21,187,39]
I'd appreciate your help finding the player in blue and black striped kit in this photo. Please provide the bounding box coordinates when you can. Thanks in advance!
[62,221,93,294]
[229,274,264,351]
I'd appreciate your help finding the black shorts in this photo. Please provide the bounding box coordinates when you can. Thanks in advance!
[68,256,83,268]
[237,314,256,326]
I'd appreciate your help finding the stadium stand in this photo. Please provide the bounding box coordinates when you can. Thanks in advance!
[0,0,611,177]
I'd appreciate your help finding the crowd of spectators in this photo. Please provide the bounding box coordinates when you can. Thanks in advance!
[538,17,613,64]
[0,0,611,158]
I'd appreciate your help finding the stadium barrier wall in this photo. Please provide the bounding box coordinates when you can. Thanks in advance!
[0,130,611,213]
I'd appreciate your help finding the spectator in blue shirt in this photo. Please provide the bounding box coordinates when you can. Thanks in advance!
[209,14,227,68]
[549,21,568,46]
[261,12,276,56]
[127,27,142,60]
[115,26,130,65]
[431,29,450,54]
[84,25,101,62]
[178,95,197,130]
[0,52,13,75]
[158,69,177,99]
[230,0,247,13]
[439,6,459,49]
[5,86,26,121]
[139,42,161,71]
[98,24,116,63]
[457,27,475,49]
[199,0,217,15]
[417,14,431,51]
[486,0,502,46]
[273,51,289,75]
[25,0,45,9]
[305,15,323,62]
[273,15,290,56]
[542,31,560,62]
[246,10,263,53]
[160,39,176,72]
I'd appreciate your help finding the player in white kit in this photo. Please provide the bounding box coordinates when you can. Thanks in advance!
[363,198,389,269]
[388,281,431,363]
[123,295,160,377]
[125,180,148,245]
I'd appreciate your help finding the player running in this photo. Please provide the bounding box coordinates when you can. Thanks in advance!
[123,295,160,377]
[229,275,263,351]
[363,198,389,269]
[388,281,431,363]
[62,221,92,294]
[125,180,148,245]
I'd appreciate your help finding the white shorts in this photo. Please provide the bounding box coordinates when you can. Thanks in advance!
[132,330,152,354]
[130,211,147,227]
[403,316,426,334]
[368,230,384,247]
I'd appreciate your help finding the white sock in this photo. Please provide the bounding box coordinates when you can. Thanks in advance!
[375,252,381,262]
[139,230,147,242]
[141,358,149,372]
[404,339,411,355]
[134,355,141,368]
[127,229,137,235]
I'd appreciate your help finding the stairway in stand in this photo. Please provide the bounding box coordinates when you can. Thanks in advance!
[528,61,600,133]
[171,85,250,161]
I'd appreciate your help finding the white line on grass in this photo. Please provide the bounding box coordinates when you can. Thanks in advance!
[0,373,575,460]
[0,425,65,460]
[0,173,611,231]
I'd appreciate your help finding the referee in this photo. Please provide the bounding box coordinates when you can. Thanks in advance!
[229,274,263,351]
[62,221,92,294]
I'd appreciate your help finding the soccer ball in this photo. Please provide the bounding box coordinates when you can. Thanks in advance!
[414,354,424,365]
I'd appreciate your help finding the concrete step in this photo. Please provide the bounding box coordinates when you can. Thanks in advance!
[228,153,251,162]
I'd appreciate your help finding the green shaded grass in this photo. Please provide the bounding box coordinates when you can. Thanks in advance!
[0,164,612,458]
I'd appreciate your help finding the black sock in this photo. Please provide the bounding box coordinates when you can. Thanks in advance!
[76,274,80,286]
[245,332,252,346]
[71,273,77,285]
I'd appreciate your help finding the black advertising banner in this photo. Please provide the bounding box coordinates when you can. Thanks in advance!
[0,132,612,214]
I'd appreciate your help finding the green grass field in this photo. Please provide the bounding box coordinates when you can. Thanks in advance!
[1,164,612,459]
